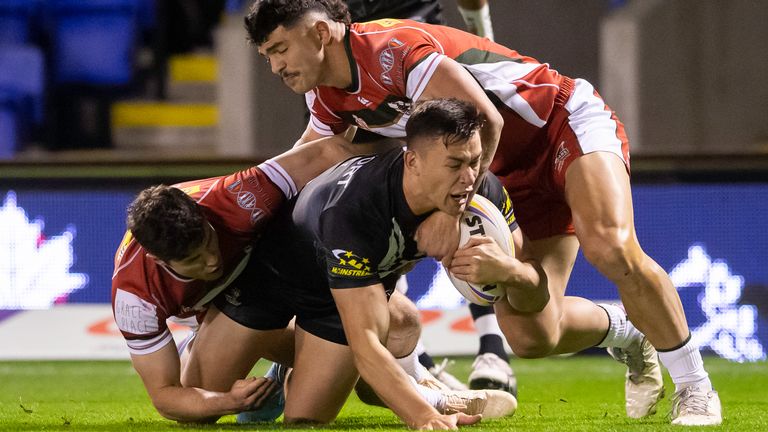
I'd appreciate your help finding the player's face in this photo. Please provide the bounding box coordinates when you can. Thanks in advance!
[166,222,224,281]
[258,23,324,94]
[421,132,482,216]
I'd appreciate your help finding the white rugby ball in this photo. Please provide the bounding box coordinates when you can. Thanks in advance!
[447,194,514,306]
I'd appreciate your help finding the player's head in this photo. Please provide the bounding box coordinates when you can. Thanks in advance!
[404,98,484,216]
[127,185,223,281]
[246,0,350,93]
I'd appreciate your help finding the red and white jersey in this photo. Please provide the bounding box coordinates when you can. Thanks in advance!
[306,19,573,176]
[111,160,297,355]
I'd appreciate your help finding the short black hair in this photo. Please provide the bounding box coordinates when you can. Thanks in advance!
[127,185,206,262]
[245,0,351,45]
[405,98,484,148]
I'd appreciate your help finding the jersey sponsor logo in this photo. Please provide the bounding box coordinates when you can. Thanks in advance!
[387,100,411,115]
[330,249,373,278]
[367,18,402,28]
[555,140,570,173]
[357,95,372,106]
[115,231,133,264]
[380,37,406,86]
[337,156,376,187]
[226,177,266,225]
[114,289,160,335]
[224,286,242,306]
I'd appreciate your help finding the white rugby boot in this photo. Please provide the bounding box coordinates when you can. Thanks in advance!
[670,385,722,426]
[608,335,665,418]
[428,358,469,391]
[468,353,518,397]
[435,388,517,418]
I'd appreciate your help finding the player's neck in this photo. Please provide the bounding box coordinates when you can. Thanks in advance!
[319,24,353,89]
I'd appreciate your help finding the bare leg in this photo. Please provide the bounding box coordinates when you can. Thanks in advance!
[494,234,609,357]
[564,152,689,349]
[181,304,295,390]
[283,326,359,424]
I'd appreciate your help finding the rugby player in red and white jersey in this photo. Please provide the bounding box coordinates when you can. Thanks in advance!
[111,136,358,422]
[244,0,721,425]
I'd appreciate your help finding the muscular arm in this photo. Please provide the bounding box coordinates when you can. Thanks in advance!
[130,342,274,423]
[449,229,549,312]
[419,56,502,177]
[330,285,442,428]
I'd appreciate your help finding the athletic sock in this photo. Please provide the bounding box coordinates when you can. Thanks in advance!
[657,335,712,392]
[470,305,509,361]
[396,348,434,382]
[596,303,642,349]
[407,376,443,407]
[416,339,437,370]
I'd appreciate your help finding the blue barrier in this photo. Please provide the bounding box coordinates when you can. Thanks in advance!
[1,183,766,361]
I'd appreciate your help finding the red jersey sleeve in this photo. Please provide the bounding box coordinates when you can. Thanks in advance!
[178,163,292,235]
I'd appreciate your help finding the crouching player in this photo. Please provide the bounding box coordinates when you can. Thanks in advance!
[227,98,519,429]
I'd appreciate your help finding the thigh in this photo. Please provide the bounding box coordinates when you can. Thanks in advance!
[181,303,295,391]
[284,325,359,424]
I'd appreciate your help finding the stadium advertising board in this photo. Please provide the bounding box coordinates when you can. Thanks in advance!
[0,185,766,361]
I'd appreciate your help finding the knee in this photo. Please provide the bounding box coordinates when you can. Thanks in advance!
[284,416,331,425]
[580,231,644,281]
[388,295,421,336]
[508,337,558,359]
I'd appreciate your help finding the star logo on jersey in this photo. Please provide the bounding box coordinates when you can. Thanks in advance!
[554,141,570,173]
[330,249,373,278]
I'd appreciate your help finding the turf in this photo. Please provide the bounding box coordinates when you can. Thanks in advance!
[1,356,766,431]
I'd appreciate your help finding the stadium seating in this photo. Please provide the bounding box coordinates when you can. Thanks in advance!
[0,44,45,157]
[47,0,139,86]
[0,0,41,44]
[0,91,19,158]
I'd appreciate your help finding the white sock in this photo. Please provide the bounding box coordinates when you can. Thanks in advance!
[596,303,642,349]
[458,3,495,41]
[473,313,503,337]
[407,375,443,408]
[396,349,433,382]
[658,337,711,392]
[415,339,426,356]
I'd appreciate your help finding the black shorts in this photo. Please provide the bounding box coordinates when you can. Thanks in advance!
[213,254,349,345]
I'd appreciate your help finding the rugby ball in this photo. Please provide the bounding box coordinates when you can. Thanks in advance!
[447,194,514,306]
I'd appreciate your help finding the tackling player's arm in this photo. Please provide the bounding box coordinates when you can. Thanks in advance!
[449,228,549,312]
[414,58,504,260]
[330,284,470,429]
[130,342,276,423]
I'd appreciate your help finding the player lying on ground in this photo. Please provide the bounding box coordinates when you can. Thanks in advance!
[245,0,720,425]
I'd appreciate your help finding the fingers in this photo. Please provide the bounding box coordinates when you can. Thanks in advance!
[456,413,482,425]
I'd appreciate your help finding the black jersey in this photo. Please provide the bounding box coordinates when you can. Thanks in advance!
[290,147,517,293]
[345,0,444,24]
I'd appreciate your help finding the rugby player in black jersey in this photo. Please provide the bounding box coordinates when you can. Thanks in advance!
[219,99,536,428]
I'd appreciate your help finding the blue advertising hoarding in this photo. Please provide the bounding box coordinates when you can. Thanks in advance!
[1,183,766,361]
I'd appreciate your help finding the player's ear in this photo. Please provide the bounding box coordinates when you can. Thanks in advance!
[315,20,332,45]
[404,149,420,174]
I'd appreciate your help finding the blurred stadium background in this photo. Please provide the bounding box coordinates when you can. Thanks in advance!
[1,0,767,366]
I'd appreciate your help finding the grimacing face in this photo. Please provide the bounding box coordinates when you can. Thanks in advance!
[416,131,482,216]
[165,222,223,281]
[257,20,326,94]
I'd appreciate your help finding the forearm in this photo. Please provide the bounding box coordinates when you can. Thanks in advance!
[349,330,438,427]
[501,259,550,312]
[149,385,239,423]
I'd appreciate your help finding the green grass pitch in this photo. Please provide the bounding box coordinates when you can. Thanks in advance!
[1,356,766,431]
